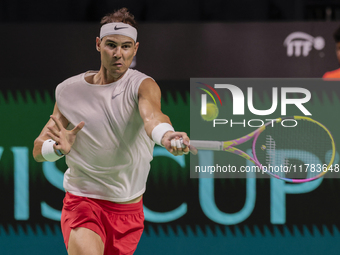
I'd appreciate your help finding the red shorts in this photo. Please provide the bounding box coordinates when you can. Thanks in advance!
[61,192,144,255]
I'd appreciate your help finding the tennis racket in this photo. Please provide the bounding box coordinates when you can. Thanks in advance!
[189,116,336,183]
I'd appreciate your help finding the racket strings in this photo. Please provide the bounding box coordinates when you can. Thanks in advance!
[255,119,334,179]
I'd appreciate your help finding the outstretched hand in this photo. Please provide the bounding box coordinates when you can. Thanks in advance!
[46,115,85,155]
[161,131,197,156]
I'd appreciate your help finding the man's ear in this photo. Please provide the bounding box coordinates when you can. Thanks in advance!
[96,37,101,52]
[134,42,140,56]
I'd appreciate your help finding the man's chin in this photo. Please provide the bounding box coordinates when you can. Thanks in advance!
[112,67,125,73]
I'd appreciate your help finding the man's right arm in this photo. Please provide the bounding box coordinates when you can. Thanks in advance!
[33,103,69,162]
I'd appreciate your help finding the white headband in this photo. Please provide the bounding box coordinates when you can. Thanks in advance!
[100,22,137,42]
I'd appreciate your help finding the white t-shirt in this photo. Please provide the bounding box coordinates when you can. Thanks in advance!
[56,68,155,202]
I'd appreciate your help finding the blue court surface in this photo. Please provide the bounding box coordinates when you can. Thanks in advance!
[1,224,339,255]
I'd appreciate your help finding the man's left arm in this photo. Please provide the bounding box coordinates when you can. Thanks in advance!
[138,78,190,155]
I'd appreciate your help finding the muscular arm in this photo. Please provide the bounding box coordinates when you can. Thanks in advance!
[138,78,190,154]
[138,78,171,136]
[33,103,69,162]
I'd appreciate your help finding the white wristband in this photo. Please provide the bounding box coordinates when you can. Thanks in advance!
[41,139,64,162]
[151,123,174,146]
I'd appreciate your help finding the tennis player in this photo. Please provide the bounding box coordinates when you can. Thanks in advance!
[323,25,340,78]
[33,8,190,255]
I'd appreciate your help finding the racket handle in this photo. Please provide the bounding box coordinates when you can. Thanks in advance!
[190,140,223,151]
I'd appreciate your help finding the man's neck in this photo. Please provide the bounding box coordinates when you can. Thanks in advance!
[93,68,127,85]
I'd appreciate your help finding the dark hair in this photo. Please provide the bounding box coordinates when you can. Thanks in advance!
[333,26,340,43]
[100,8,137,28]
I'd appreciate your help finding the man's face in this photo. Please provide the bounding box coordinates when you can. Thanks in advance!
[97,34,139,79]
[336,42,340,65]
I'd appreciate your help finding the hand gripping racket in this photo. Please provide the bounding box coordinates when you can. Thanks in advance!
[189,116,336,183]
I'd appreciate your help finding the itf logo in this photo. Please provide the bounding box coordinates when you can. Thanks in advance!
[283,32,325,57]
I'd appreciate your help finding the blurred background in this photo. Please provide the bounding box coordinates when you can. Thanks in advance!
[2,0,340,22]
[1,0,340,254]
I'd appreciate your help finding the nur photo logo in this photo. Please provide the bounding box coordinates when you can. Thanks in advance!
[198,82,312,127]
[198,82,222,122]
